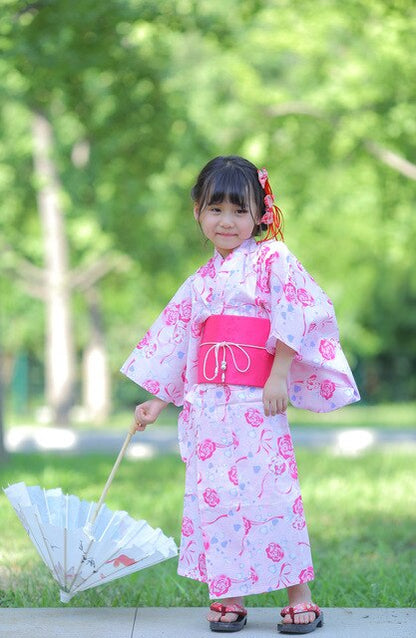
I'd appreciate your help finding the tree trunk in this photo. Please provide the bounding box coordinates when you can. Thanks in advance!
[82,288,111,424]
[32,111,76,425]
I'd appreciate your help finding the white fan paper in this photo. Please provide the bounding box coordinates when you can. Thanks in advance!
[4,481,178,602]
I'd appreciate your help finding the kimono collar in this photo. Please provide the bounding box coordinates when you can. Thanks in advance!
[213,238,257,264]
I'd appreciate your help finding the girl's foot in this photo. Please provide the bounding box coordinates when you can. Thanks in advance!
[207,597,245,624]
[282,584,316,625]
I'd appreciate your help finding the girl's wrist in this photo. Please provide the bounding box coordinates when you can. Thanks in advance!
[153,397,168,408]
[268,369,289,382]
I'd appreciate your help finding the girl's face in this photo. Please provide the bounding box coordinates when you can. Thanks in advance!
[195,197,260,258]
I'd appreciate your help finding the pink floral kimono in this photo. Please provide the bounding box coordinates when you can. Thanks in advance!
[121,239,359,598]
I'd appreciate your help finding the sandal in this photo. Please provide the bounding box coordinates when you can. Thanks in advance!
[209,602,248,632]
[277,603,324,634]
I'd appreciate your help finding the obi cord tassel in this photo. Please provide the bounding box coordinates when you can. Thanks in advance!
[201,340,265,383]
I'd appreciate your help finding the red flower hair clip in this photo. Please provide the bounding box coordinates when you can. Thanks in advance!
[257,168,284,241]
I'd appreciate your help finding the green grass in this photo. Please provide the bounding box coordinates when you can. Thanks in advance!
[0,449,415,608]
[6,401,416,432]
[288,401,416,429]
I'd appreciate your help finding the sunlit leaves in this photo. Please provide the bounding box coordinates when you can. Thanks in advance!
[1,0,415,400]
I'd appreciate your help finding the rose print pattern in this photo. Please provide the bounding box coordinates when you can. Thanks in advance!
[277,434,294,459]
[320,379,336,399]
[180,299,192,323]
[191,321,203,338]
[244,408,264,427]
[197,439,216,460]
[164,304,180,326]
[296,375,339,404]
[319,339,337,360]
[306,374,320,390]
[292,516,306,530]
[210,574,232,597]
[293,496,304,516]
[299,566,315,584]
[209,570,260,597]
[121,238,359,598]
[268,456,287,476]
[199,260,216,279]
[203,488,220,508]
[288,457,298,479]
[142,379,160,395]
[181,517,194,537]
[266,542,285,562]
[197,436,236,461]
[297,288,315,306]
[283,282,297,302]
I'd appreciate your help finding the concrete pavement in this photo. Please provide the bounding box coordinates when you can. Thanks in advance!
[0,607,415,638]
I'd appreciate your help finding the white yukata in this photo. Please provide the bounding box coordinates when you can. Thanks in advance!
[121,238,359,599]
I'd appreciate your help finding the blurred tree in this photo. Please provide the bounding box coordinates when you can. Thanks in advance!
[32,110,76,424]
[0,0,415,415]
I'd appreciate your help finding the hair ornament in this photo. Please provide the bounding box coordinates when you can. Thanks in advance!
[257,168,269,189]
[257,167,284,241]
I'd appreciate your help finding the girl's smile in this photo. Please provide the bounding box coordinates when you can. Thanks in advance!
[195,199,259,258]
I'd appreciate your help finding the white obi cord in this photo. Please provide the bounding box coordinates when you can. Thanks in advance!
[201,341,267,383]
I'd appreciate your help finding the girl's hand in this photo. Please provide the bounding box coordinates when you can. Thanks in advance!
[262,340,295,416]
[262,373,288,416]
[134,397,168,431]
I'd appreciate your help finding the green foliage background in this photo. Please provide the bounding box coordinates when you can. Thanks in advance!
[1,0,415,405]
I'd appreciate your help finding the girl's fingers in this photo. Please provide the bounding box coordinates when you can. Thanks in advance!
[263,397,288,416]
[276,400,286,414]
[135,406,150,426]
[264,400,277,416]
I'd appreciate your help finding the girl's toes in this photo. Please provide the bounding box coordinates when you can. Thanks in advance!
[294,611,316,624]
[220,613,238,623]
[207,611,221,622]
[283,613,293,624]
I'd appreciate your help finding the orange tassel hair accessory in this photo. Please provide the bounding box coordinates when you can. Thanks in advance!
[257,168,284,242]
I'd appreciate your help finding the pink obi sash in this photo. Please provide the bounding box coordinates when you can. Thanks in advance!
[197,315,274,387]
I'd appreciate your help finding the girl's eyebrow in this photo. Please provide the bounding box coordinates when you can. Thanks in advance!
[206,200,249,209]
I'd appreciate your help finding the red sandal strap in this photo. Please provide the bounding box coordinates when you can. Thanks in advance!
[210,602,247,617]
[280,602,321,619]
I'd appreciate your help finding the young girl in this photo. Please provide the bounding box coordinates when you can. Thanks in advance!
[121,156,359,634]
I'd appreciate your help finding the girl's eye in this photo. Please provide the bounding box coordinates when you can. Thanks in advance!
[236,209,248,215]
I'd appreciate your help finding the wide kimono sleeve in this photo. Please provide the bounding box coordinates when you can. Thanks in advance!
[264,242,360,412]
[120,277,193,407]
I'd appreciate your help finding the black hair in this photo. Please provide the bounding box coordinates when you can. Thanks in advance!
[191,156,267,234]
